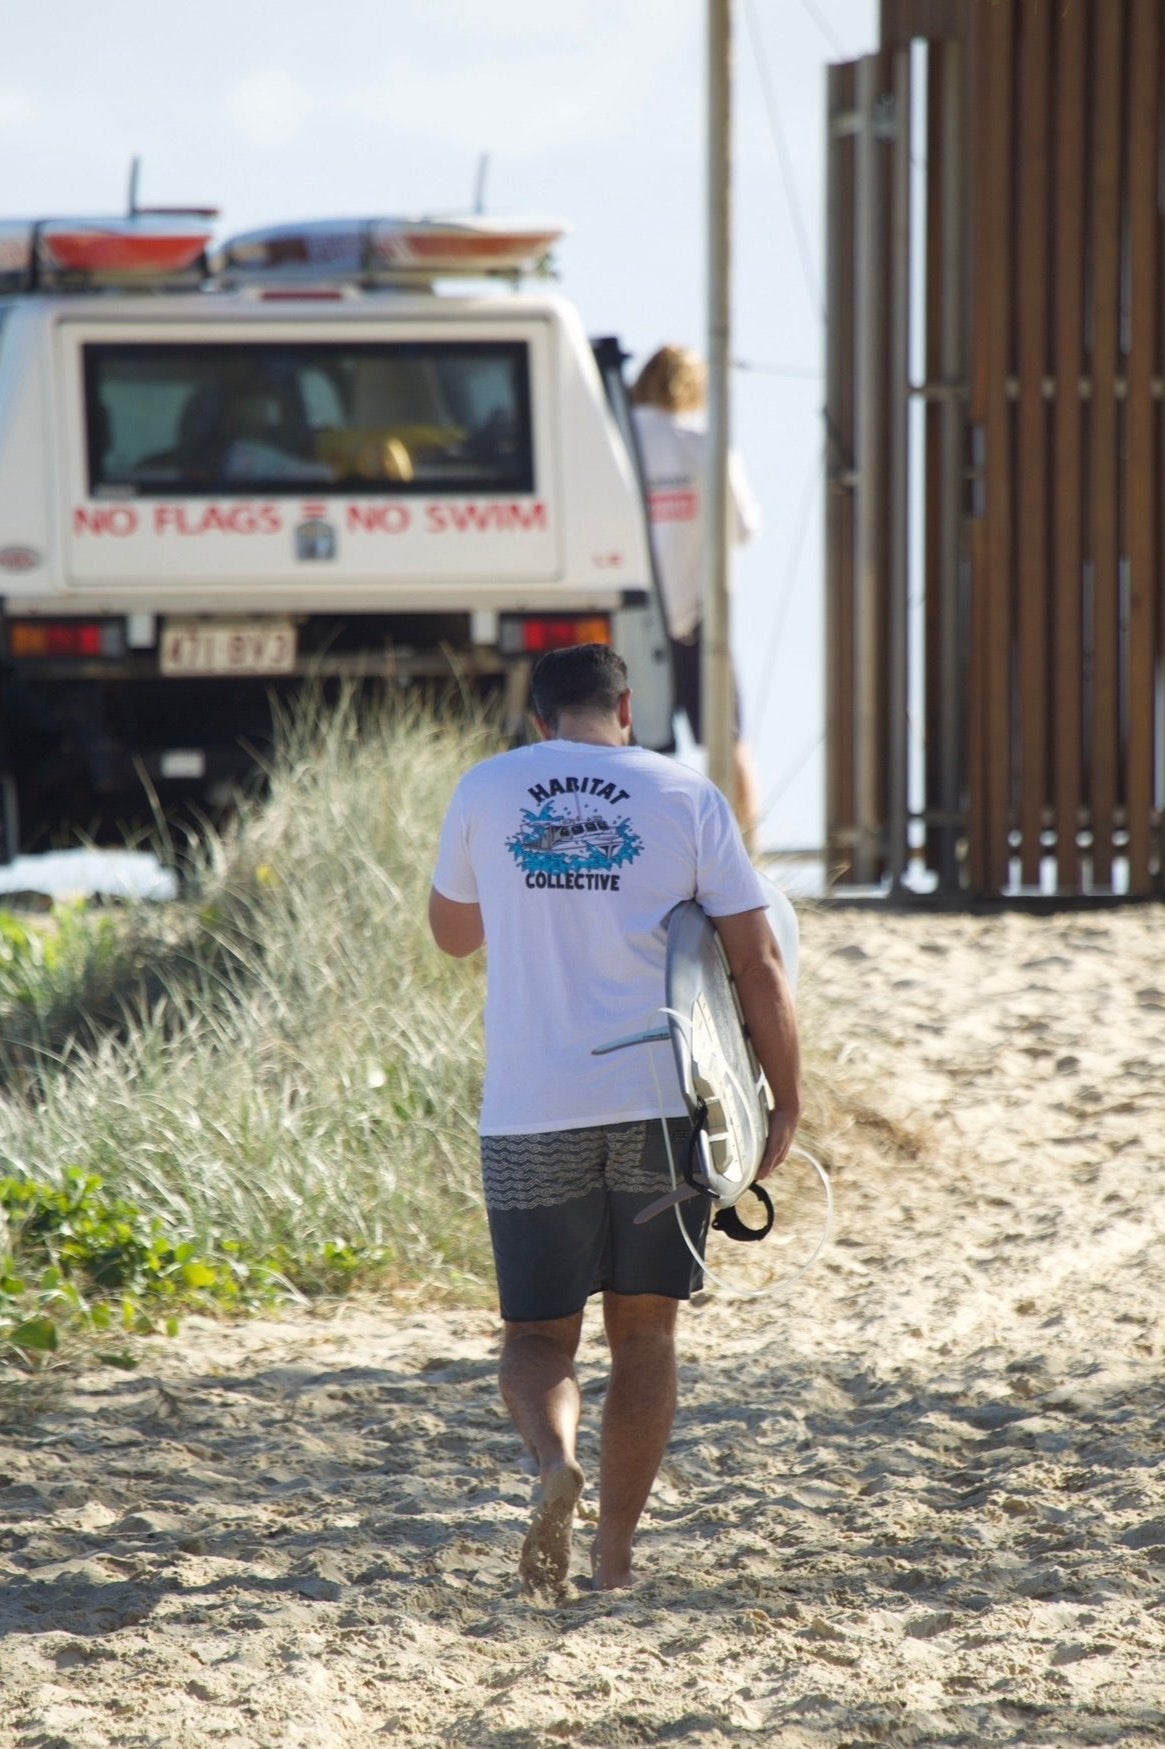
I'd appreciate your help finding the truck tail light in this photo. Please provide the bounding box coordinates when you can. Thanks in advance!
[499,615,611,655]
[8,620,126,659]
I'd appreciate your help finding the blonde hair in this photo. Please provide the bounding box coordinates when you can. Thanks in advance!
[630,345,707,413]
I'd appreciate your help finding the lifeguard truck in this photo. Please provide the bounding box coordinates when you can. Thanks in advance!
[0,208,672,857]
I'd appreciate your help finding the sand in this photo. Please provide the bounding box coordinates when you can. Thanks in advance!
[2,901,1164,1747]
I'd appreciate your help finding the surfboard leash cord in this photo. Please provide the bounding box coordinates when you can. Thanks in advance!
[683,1104,776,1242]
[646,1028,835,1302]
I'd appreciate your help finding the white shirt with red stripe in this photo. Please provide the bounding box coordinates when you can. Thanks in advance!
[632,405,760,640]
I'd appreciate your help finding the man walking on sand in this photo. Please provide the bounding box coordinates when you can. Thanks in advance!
[428,643,800,1594]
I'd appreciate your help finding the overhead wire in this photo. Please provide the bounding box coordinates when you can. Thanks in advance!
[760,729,826,827]
[735,0,838,838]
[732,357,824,380]
[741,0,826,325]
[793,0,849,60]
[749,436,824,740]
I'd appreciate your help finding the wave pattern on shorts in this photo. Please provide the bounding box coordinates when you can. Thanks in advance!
[481,1120,689,1212]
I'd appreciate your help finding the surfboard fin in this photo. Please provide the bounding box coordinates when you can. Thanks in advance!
[633,1184,705,1224]
[591,1026,670,1056]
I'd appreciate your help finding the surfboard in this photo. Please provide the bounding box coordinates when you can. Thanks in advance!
[663,897,768,1212]
[593,874,798,1229]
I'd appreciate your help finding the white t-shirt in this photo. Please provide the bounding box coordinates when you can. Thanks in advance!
[632,405,760,640]
[432,738,767,1135]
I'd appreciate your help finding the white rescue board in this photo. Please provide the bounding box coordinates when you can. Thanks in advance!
[594,875,799,1218]
[212,215,566,282]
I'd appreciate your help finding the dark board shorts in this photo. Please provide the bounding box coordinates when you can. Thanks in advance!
[480,1118,710,1322]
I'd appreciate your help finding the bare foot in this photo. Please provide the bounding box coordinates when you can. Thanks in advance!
[590,1560,640,1591]
[520,1462,584,1597]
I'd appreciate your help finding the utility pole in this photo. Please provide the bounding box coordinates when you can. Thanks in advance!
[704,0,735,803]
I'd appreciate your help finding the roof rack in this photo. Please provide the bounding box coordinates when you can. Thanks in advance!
[210,216,565,289]
[0,211,565,297]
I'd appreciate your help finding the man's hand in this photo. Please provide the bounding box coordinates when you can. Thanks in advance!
[712,907,802,1177]
[757,1106,799,1181]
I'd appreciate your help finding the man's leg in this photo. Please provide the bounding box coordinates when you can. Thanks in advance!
[591,1291,679,1590]
[500,1311,586,1593]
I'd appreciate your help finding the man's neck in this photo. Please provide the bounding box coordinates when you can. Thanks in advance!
[549,712,627,748]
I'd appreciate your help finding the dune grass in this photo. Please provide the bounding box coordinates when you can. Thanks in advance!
[0,695,919,1378]
[0,693,500,1367]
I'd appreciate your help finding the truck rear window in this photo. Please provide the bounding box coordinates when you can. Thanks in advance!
[83,340,533,497]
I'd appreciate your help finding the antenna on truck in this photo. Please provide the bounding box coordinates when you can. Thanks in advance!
[124,155,219,222]
[473,153,490,214]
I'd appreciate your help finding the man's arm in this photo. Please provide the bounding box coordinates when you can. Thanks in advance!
[428,888,485,958]
[712,907,802,1180]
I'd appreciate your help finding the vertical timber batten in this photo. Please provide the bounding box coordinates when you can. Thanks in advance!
[1015,0,1053,888]
[1051,0,1087,894]
[923,37,967,890]
[1125,0,1160,893]
[970,0,1015,893]
[853,54,891,883]
[887,45,913,888]
[825,62,859,884]
[1088,0,1125,890]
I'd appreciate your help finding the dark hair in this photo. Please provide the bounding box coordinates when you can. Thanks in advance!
[530,643,630,728]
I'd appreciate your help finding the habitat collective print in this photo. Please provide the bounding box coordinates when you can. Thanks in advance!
[506,773,643,890]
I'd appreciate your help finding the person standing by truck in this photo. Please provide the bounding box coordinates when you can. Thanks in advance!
[630,344,763,851]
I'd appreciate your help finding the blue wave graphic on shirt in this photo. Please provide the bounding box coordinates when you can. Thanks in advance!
[507,802,643,874]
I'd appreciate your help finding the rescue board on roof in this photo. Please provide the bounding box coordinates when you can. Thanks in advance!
[0,216,215,290]
[211,216,566,284]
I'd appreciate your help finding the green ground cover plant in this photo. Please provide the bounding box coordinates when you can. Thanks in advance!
[0,694,499,1371]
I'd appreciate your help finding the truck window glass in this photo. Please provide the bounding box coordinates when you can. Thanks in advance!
[83,340,533,498]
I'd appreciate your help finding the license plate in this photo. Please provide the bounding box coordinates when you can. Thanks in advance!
[160,618,297,677]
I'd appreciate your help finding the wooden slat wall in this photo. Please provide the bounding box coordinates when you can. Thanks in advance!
[826,0,1165,896]
[963,0,1165,893]
[825,49,909,886]
[880,0,968,47]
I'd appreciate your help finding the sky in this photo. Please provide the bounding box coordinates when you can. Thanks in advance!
[2,0,880,853]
